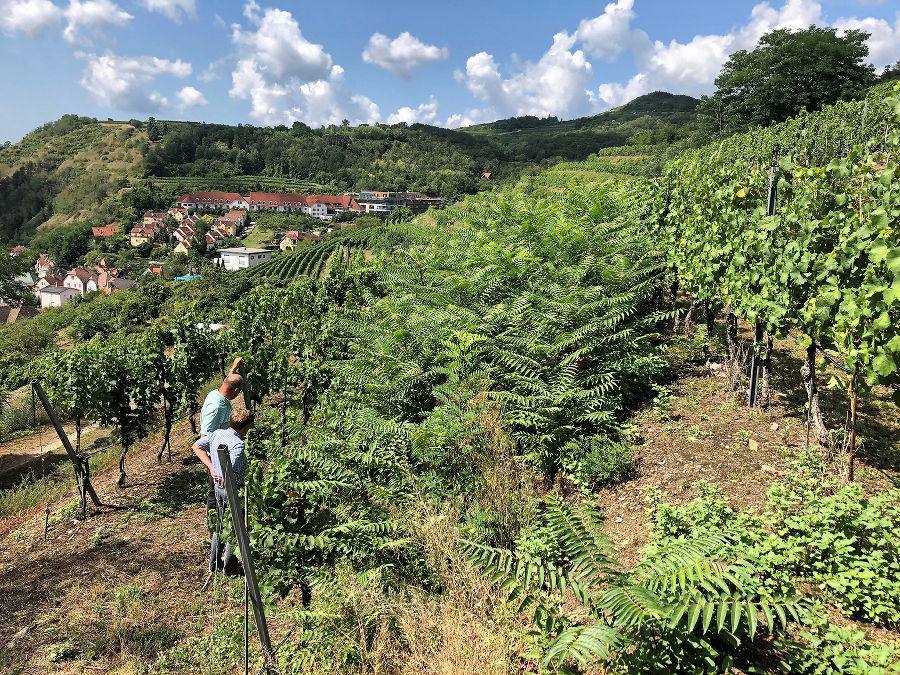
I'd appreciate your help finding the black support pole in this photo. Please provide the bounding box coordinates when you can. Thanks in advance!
[31,380,101,510]
[216,444,273,670]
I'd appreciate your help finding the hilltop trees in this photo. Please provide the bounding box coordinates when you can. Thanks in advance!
[699,27,875,134]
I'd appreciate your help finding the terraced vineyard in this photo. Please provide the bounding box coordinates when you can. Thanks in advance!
[138,175,321,195]
[246,239,356,281]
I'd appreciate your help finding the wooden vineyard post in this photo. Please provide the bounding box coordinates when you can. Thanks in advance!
[848,366,858,483]
[215,444,275,672]
[31,380,101,517]
[748,321,762,407]
[749,165,778,408]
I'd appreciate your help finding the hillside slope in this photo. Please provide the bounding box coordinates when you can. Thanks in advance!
[461,91,700,160]
[0,92,699,246]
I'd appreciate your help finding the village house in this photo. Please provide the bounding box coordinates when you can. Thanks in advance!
[167,207,187,222]
[40,286,80,308]
[106,278,137,294]
[92,225,120,237]
[34,274,63,297]
[130,221,162,247]
[64,268,99,297]
[306,195,364,220]
[34,254,56,278]
[174,191,373,220]
[10,245,29,256]
[143,212,168,224]
[173,240,192,256]
[279,230,321,251]
[216,247,272,271]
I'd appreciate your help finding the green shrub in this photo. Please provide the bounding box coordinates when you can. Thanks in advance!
[645,452,900,629]
[564,435,636,489]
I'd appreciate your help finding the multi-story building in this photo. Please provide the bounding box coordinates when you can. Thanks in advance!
[64,268,100,297]
[40,286,80,308]
[175,192,249,210]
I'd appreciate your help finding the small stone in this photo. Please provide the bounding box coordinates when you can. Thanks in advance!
[761,465,779,475]
[615,517,623,523]
[770,422,779,432]
[748,438,761,452]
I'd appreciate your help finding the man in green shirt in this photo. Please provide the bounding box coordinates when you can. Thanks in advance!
[199,357,245,529]
[200,357,245,436]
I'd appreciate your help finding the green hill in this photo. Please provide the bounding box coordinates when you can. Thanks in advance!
[460,91,701,161]
[0,92,700,246]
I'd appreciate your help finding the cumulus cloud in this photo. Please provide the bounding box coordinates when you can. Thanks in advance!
[444,108,495,128]
[176,85,208,109]
[63,0,132,44]
[574,0,643,62]
[593,0,827,107]
[834,13,900,69]
[456,31,594,120]
[387,96,439,125]
[229,2,379,126]
[139,0,195,22]
[78,51,191,111]
[0,0,62,36]
[0,0,132,42]
[362,32,448,78]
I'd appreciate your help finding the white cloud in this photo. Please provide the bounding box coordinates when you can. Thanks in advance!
[198,57,227,82]
[231,5,332,82]
[78,51,191,111]
[362,32,448,78]
[229,2,379,126]
[139,0,195,22]
[444,108,494,128]
[574,0,642,62]
[0,0,62,36]
[63,0,132,44]
[387,96,439,125]
[175,85,207,109]
[834,13,900,69]
[457,31,595,120]
[593,0,827,107]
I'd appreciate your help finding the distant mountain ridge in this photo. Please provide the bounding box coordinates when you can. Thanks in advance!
[460,91,701,161]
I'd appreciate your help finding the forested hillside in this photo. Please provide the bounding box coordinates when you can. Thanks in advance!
[0,91,702,247]
[461,91,701,160]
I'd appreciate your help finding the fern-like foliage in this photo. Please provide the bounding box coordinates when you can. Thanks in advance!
[463,499,803,669]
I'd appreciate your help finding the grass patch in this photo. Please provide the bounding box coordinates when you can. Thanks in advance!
[0,443,120,520]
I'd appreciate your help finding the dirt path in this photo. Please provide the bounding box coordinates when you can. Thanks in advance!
[0,423,103,484]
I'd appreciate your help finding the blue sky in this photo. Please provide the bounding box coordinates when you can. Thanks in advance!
[1,0,898,142]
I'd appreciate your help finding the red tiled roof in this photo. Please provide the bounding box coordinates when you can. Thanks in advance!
[35,254,56,271]
[248,192,307,207]
[92,226,120,237]
[178,191,244,204]
[66,267,98,284]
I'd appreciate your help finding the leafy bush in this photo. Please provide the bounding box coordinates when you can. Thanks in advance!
[563,435,636,489]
